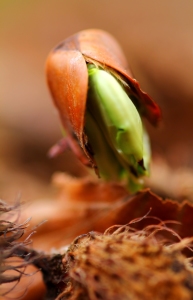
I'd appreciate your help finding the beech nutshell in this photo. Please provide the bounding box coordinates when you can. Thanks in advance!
[46,29,161,189]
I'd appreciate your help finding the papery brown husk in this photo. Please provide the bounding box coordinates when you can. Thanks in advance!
[46,29,161,170]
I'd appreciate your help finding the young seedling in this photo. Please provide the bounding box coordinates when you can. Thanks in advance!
[46,29,161,191]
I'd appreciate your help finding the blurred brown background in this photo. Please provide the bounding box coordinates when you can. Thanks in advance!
[1,0,193,201]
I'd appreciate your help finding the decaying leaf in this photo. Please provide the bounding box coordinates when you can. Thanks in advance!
[18,174,193,252]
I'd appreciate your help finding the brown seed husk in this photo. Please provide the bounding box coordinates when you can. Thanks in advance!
[59,225,193,300]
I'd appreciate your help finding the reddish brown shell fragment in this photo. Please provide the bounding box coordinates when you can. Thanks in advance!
[46,29,161,152]
[46,49,88,145]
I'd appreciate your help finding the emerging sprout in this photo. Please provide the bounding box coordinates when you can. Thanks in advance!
[46,29,161,191]
[86,65,147,186]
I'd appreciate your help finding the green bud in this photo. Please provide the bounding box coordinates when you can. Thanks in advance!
[85,64,150,190]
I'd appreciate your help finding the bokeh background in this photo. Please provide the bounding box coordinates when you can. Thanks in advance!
[1,0,193,202]
[1,2,193,298]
